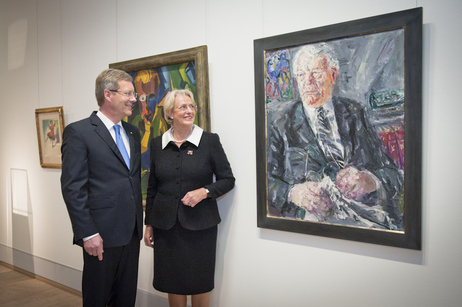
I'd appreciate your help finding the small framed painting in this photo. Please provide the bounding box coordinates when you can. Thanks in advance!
[35,106,65,168]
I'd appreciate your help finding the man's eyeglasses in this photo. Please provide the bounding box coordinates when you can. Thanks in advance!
[109,90,138,99]
[176,104,198,111]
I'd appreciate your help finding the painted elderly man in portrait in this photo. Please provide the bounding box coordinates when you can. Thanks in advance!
[267,43,404,229]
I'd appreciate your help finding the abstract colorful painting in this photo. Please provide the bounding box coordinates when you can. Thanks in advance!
[110,46,210,205]
[126,62,198,200]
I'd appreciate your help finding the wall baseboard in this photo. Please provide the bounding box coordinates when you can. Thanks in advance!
[0,243,82,291]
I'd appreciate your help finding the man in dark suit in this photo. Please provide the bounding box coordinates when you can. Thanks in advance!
[61,69,143,306]
[267,44,403,229]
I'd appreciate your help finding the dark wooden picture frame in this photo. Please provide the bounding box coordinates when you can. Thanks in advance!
[35,106,65,169]
[254,8,422,249]
[110,45,211,205]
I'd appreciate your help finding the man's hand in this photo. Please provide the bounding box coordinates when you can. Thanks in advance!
[335,166,379,200]
[144,225,154,248]
[289,181,333,217]
[83,234,104,261]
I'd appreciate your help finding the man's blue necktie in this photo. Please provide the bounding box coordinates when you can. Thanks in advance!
[114,124,130,169]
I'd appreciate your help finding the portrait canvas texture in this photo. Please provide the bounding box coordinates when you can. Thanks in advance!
[265,29,405,231]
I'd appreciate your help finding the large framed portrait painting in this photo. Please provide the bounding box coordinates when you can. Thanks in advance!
[254,8,422,249]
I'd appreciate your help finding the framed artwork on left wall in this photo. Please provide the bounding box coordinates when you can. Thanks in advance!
[35,106,65,168]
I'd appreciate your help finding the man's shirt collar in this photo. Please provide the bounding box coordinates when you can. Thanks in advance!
[96,110,122,130]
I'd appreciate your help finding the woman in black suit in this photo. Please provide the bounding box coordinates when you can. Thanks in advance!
[144,89,235,307]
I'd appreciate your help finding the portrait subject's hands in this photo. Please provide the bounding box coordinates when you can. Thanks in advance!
[289,182,333,217]
[144,225,154,248]
[335,166,379,200]
[83,234,104,261]
[181,188,208,208]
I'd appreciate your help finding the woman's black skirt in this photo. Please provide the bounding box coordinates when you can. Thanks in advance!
[153,222,217,295]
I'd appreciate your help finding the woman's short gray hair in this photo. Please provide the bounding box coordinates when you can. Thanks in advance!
[163,89,196,125]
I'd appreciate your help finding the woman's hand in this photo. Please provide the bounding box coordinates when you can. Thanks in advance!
[181,188,208,208]
[144,225,154,248]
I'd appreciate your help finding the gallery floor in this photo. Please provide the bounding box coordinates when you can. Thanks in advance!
[0,262,82,306]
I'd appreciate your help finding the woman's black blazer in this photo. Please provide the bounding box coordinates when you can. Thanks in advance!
[145,131,235,230]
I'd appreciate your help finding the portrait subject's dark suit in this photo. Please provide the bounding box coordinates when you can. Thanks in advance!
[267,97,403,225]
[61,111,143,305]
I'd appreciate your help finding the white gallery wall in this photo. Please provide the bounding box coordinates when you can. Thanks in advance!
[1,0,461,306]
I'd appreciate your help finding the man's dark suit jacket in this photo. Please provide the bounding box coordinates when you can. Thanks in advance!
[267,97,403,224]
[61,111,143,247]
[145,131,235,231]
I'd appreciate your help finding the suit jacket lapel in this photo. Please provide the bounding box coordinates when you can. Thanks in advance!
[291,101,316,144]
[333,97,352,163]
[90,112,127,168]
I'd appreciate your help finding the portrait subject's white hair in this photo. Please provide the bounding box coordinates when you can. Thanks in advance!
[292,43,339,73]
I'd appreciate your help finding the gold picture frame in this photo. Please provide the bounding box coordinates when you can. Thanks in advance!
[109,45,210,131]
[35,106,65,168]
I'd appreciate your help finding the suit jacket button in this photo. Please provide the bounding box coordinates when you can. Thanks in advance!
[131,196,135,200]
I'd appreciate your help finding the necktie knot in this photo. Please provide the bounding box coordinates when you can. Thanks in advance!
[317,107,331,131]
[114,125,130,169]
